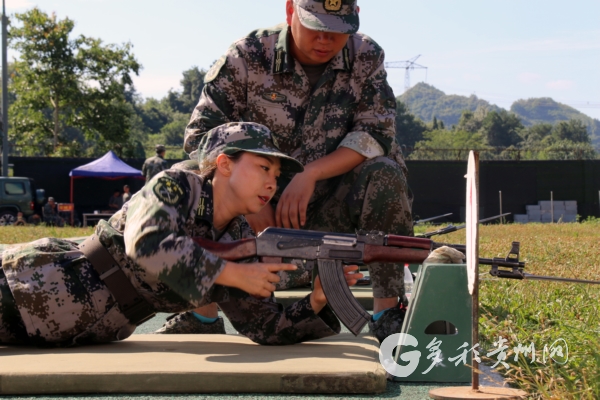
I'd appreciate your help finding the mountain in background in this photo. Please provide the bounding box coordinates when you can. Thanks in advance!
[398,83,503,127]
[399,83,600,147]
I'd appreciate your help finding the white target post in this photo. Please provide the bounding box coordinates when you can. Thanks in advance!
[429,152,526,399]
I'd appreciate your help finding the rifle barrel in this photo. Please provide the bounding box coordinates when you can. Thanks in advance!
[522,273,600,285]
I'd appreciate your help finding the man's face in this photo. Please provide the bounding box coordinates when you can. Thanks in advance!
[286,1,350,65]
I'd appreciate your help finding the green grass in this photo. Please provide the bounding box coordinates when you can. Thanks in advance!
[0,225,95,244]
[417,220,600,399]
[2,223,599,398]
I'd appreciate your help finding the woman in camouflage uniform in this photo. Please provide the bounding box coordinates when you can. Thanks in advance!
[0,122,361,347]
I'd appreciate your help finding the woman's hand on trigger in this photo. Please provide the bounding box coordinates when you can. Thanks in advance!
[310,265,363,314]
[216,261,297,298]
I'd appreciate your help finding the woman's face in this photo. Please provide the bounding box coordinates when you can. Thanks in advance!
[226,152,281,215]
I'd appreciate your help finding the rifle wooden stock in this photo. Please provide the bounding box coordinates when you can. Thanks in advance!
[363,244,430,264]
[193,237,257,260]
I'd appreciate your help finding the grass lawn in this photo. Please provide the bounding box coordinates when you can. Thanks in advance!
[1,221,599,399]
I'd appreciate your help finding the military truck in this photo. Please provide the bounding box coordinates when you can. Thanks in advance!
[0,177,46,225]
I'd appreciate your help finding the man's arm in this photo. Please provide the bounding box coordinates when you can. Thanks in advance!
[276,147,365,228]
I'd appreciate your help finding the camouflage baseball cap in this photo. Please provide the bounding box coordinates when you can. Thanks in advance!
[294,0,359,35]
[197,122,304,173]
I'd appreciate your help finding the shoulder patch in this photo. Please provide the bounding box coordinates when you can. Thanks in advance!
[153,177,185,206]
[204,55,226,83]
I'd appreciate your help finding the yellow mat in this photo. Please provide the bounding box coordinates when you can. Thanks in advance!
[0,333,386,395]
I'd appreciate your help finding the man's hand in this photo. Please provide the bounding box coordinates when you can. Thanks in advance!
[276,170,317,229]
[310,265,363,314]
[216,261,297,298]
[246,203,276,234]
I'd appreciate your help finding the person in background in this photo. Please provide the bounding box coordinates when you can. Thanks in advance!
[142,145,169,182]
[122,185,131,204]
[13,212,26,227]
[108,189,122,211]
[42,197,65,227]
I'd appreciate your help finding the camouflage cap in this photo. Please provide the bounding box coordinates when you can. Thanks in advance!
[197,122,304,173]
[294,0,359,35]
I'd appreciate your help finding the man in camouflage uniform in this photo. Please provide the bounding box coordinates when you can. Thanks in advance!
[0,123,343,346]
[42,197,65,227]
[142,144,169,182]
[179,0,413,342]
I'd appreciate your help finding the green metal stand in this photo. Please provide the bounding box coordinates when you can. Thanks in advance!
[395,263,473,383]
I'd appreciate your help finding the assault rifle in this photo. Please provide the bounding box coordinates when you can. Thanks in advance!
[193,227,524,335]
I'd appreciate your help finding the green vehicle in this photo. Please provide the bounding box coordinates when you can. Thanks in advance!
[0,177,46,225]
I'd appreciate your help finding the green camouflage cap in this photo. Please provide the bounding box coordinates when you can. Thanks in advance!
[294,0,359,34]
[197,122,304,173]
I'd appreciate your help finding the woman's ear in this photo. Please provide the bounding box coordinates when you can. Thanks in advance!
[285,0,294,26]
[215,154,233,177]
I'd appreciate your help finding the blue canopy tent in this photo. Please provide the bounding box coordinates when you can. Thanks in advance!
[69,151,144,203]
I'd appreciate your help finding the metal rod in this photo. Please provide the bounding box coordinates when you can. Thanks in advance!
[499,191,503,224]
[523,273,600,285]
[551,191,554,224]
[1,0,8,177]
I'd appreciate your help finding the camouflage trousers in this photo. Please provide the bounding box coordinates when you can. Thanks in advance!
[0,269,28,344]
[276,156,414,298]
[0,238,133,347]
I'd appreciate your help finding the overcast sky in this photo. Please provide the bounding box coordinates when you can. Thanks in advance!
[5,0,600,119]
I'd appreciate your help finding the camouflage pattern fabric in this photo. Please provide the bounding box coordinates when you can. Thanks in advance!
[184,24,413,298]
[0,169,340,346]
[0,238,130,346]
[294,0,360,34]
[141,155,169,181]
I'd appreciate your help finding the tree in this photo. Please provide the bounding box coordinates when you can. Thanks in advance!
[552,119,590,144]
[395,100,427,149]
[480,110,523,147]
[8,8,141,156]
[167,66,206,114]
[409,129,488,160]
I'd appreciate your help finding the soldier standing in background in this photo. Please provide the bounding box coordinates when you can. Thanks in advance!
[167,0,413,343]
[142,144,169,182]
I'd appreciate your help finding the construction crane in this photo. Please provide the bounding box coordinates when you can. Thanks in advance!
[384,55,428,93]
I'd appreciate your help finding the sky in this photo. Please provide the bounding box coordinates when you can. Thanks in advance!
[5,0,600,119]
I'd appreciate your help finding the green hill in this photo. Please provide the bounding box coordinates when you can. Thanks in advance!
[398,83,503,127]
[399,83,600,148]
[511,97,600,147]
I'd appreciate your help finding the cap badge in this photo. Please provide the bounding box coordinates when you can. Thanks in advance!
[324,0,342,12]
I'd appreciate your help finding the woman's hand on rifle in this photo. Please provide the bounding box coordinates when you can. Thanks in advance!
[216,261,297,299]
[310,265,363,314]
